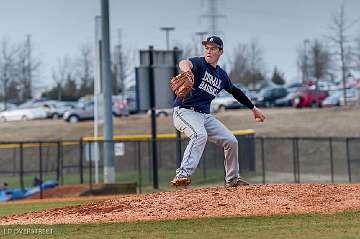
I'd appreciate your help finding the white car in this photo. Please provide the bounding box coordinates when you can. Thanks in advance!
[0,108,47,122]
[211,91,239,113]
[322,88,359,107]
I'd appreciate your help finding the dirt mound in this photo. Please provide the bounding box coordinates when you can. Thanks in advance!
[1,184,360,225]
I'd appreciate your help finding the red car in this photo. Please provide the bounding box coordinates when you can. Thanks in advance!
[292,89,329,108]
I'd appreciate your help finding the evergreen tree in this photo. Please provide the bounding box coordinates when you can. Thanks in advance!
[271,67,286,85]
[62,74,78,101]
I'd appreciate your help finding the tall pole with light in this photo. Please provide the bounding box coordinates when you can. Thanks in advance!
[160,27,175,50]
[195,31,208,55]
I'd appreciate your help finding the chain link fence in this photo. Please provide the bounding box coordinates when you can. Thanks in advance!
[1,135,359,197]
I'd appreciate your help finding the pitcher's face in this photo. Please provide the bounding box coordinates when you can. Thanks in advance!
[204,43,223,65]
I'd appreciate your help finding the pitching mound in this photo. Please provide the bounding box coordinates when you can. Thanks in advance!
[1,184,360,225]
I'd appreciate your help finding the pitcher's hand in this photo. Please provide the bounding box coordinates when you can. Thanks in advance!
[252,106,265,122]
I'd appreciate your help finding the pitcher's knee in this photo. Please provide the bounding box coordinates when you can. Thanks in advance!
[191,131,207,144]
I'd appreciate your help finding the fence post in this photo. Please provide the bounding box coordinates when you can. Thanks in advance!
[56,141,61,184]
[12,148,16,176]
[292,138,297,183]
[148,140,152,183]
[19,143,24,191]
[39,142,43,199]
[292,138,300,183]
[329,138,334,183]
[202,154,207,181]
[60,141,64,185]
[346,138,352,183]
[261,137,265,184]
[79,138,84,184]
[137,141,142,194]
[88,141,93,192]
[296,138,300,183]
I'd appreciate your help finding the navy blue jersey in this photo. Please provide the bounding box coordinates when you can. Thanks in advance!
[173,57,254,113]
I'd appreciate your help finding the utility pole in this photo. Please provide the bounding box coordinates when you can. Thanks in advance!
[100,0,115,183]
[94,15,102,184]
[200,0,226,36]
[160,27,175,50]
[148,46,159,189]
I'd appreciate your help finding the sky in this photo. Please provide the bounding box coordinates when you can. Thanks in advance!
[0,0,360,95]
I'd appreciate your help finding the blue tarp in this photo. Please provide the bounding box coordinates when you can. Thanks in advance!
[0,180,58,202]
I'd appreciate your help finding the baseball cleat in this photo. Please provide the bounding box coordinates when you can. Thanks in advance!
[225,177,250,187]
[170,176,192,187]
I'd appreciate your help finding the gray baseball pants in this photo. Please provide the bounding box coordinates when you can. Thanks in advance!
[173,107,239,183]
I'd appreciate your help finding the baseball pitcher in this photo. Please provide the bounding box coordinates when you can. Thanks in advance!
[170,36,265,187]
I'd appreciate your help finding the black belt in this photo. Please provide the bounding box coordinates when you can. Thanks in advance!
[179,106,208,114]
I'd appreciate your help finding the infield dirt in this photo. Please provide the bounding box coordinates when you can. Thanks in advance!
[1,184,360,225]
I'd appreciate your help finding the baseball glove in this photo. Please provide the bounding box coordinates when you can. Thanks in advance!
[170,71,194,98]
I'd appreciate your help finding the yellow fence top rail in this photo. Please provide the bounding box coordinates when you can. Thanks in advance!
[0,130,255,149]
[82,129,255,142]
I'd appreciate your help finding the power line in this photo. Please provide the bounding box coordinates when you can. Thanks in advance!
[200,0,226,36]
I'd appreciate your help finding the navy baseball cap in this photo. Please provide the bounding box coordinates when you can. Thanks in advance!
[202,36,223,49]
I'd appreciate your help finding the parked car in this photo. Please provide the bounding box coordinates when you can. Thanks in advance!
[274,91,298,107]
[63,102,94,123]
[28,101,75,119]
[292,89,329,108]
[322,93,340,107]
[256,86,287,107]
[210,84,256,113]
[211,91,239,113]
[322,88,359,107]
[147,108,173,117]
[275,86,304,107]
[0,102,17,112]
[0,108,47,122]
[304,80,338,91]
[112,97,130,117]
[234,83,258,102]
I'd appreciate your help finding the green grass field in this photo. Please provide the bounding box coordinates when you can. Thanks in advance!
[0,201,359,239]
[1,169,260,194]
[0,200,96,217]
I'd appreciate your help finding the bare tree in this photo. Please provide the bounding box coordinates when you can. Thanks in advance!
[296,39,311,83]
[229,43,248,84]
[75,44,94,96]
[311,39,333,88]
[112,45,135,96]
[328,3,352,105]
[248,40,265,89]
[229,40,266,89]
[52,56,72,100]
[0,39,19,108]
[16,35,41,101]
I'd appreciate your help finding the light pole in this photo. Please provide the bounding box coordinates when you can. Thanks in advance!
[160,27,175,50]
[101,0,115,183]
[195,31,208,55]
